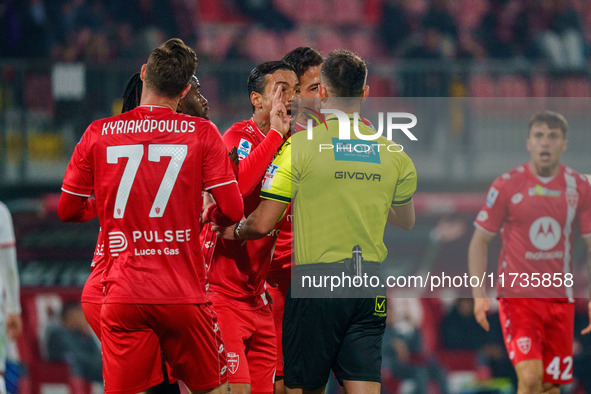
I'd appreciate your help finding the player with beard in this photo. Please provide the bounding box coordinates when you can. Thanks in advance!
[469,110,591,394]
[59,38,242,394]
[215,49,417,394]
[79,71,219,394]
[268,47,323,394]
[201,61,297,394]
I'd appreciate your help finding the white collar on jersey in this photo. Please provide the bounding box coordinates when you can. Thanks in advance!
[138,105,173,111]
[535,174,557,184]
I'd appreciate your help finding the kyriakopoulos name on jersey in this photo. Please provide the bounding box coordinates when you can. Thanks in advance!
[101,119,196,135]
[132,229,191,243]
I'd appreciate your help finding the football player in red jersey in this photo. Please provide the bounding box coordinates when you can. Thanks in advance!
[469,110,591,394]
[267,47,323,394]
[214,49,416,394]
[201,61,297,394]
[80,71,217,394]
[59,38,243,394]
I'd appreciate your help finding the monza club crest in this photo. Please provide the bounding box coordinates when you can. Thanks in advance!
[516,337,532,354]
[566,190,578,208]
[227,352,239,374]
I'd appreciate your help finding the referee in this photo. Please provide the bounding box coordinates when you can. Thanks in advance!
[218,49,417,393]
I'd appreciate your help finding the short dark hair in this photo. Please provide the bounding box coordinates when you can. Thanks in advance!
[121,72,143,113]
[320,50,367,97]
[144,38,197,98]
[247,61,295,111]
[528,110,568,137]
[282,47,323,79]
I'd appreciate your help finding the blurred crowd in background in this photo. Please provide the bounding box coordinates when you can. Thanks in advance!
[2,0,591,72]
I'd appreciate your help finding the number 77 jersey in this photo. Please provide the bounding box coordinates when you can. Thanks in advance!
[62,105,237,304]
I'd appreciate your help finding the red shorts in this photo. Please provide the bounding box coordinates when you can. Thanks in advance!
[214,302,276,393]
[82,301,178,386]
[81,302,102,339]
[81,262,104,339]
[101,303,227,393]
[499,298,574,385]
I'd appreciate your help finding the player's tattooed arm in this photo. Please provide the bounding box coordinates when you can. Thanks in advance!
[213,199,287,241]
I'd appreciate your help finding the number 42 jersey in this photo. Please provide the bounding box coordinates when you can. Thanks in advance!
[62,105,237,304]
[475,163,591,299]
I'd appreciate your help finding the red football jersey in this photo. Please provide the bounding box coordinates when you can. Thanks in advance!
[205,118,284,309]
[475,164,591,298]
[62,105,236,304]
[81,229,104,304]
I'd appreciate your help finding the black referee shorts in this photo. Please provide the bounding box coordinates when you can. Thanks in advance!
[282,286,387,391]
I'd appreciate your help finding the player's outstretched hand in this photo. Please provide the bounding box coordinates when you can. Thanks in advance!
[270,85,290,136]
[474,297,490,332]
[581,300,591,335]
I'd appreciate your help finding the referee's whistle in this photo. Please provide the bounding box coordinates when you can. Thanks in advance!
[352,245,362,277]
